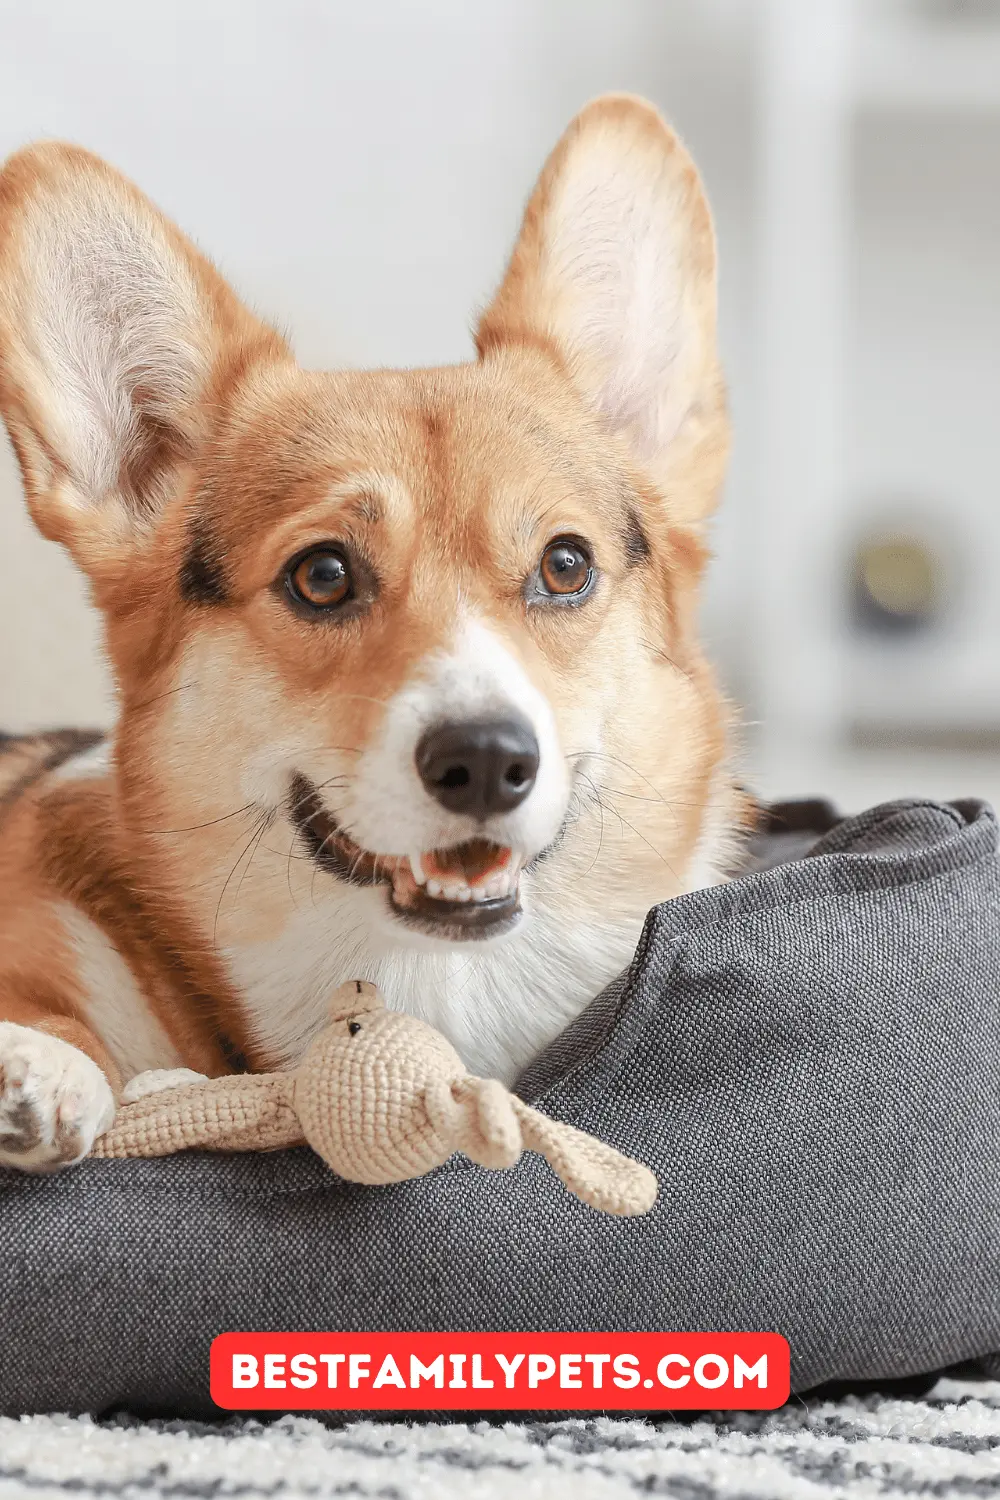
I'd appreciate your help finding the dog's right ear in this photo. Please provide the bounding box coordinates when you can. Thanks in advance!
[0,143,288,574]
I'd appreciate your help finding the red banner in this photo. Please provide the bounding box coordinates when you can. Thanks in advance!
[211,1332,789,1411]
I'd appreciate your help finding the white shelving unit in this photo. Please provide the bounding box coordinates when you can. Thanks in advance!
[858,6,1000,111]
[752,0,1000,809]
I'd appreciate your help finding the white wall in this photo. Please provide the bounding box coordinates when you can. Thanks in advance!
[7,0,997,778]
[0,0,756,732]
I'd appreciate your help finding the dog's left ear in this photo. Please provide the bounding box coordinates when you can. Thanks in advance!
[476,95,725,523]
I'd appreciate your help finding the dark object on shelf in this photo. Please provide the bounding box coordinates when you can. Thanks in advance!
[850,531,944,637]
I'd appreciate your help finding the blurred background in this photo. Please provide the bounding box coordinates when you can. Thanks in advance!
[1,0,999,813]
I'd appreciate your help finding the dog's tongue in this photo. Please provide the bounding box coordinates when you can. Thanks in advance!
[423,840,510,884]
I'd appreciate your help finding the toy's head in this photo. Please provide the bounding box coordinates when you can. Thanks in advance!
[295,978,657,1218]
[93,976,656,1214]
[295,980,465,1183]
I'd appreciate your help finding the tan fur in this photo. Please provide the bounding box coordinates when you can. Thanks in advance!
[0,96,747,1168]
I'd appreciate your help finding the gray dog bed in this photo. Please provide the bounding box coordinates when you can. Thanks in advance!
[1,795,998,1419]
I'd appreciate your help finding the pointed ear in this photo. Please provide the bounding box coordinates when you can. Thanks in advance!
[476,95,725,522]
[0,142,288,570]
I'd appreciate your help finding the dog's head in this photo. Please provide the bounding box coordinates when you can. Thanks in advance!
[0,96,734,957]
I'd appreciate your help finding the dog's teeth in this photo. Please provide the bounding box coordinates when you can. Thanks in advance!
[417,848,523,907]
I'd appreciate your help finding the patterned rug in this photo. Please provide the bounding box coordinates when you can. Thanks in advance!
[0,1377,998,1498]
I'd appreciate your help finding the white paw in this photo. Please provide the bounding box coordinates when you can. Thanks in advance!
[0,1022,116,1174]
[121,1067,209,1103]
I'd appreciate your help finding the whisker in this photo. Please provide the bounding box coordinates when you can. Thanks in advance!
[610,805,679,879]
[284,774,352,821]
[286,828,299,910]
[138,804,256,836]
[566,750,700,815]
[230,810,276,913]
[451,955,483,994]
[576,770,606,879]
[307,813,358,908]
[213,811,272,947]
[572,766,681,882]
[638,637,694,681]
[126,680,200,715]
[138,762,357,843]
[284,741,366,758]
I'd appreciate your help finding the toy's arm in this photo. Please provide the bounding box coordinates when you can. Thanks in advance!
[91,1074,302,1159]
[508,1096,658,1217]
[121,1068,210,1103]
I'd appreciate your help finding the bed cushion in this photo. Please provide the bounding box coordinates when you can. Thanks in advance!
[1,796,999,1418]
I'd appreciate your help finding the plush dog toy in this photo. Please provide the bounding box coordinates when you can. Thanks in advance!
[92,981,657,1217]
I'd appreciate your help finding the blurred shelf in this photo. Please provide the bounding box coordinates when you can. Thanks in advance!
[753,0,1000,768]
[748,738,1000,816]
[856,16,1000,112]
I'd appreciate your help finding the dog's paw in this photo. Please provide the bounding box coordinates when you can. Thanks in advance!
[0,1023,115,1173]
[121,1067,209,1103]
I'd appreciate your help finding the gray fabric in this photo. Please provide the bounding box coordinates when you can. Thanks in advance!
[1,796,999,1419]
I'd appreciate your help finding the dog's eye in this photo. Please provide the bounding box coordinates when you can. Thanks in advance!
[538,539,593,598]
[286,548,352,610]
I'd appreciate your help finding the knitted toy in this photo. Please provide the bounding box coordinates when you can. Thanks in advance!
[92,981,657,1217]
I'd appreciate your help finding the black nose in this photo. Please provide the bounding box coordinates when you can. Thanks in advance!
[415,717,540,819]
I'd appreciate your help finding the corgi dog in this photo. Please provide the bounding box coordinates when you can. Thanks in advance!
[0,95,743,1173]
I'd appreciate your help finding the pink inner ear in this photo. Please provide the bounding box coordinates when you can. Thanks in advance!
[327,978,382,1023]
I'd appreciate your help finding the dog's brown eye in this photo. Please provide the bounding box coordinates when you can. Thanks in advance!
[539,539,592,597]
[287,548,352,610]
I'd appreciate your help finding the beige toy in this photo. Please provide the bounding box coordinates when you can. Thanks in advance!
[92,981,657,1217]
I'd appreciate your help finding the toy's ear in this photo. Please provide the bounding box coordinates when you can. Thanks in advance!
[453,1078,522,1170]
[509,1097,658,1216]
[327,979,382,1024]
[0,142,287,575]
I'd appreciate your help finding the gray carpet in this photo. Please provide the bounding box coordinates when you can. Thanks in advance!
[1,1378,998,1498]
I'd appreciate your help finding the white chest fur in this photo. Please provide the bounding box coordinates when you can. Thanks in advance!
[222,878,643,1084]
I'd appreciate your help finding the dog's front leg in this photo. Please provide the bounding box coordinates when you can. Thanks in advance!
[0,1005,119,1174]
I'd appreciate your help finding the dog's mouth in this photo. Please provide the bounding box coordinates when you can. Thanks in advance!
[288,773,523,940]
